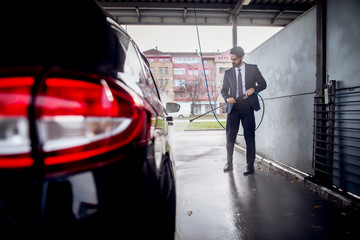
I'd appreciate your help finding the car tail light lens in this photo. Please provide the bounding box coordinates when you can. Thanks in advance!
[0,74,149,174]
[0,77,34,168]
[36,77,148,173]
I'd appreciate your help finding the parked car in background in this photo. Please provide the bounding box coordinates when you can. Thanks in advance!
[168,102,192,119]
[0,1,178,238]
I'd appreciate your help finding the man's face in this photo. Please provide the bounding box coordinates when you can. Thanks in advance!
[231,54,244,68]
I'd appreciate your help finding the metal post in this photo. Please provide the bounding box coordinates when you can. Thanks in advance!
[327,80,336,176]
[315,0,327,97]
[232,14,237,47]
[313,0,331,185]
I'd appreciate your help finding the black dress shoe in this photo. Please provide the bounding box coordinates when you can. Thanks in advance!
[223,163,233,172]
[243,169,254,176]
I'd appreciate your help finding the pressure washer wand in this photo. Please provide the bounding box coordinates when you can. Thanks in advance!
[189,103,227,123]
[189,96,248,123]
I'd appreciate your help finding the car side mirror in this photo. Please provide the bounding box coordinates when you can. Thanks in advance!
[166,102,180,113]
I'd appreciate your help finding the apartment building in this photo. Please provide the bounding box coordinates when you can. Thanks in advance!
[144,48,232,115]
[144,48,174,103]
[215,49,232,114]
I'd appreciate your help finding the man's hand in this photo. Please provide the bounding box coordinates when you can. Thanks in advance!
[226,97,236,103]
[245,88,255,97]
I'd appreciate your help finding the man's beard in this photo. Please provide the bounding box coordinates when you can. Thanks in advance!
[232,61,242,68]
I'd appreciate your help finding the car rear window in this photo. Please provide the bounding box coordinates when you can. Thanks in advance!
[0,1,125,76]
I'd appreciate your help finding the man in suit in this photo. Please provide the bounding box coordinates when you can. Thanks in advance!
[221,46,267,175]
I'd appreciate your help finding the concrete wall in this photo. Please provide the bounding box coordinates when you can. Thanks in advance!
[238,7,317,174]
[327,0,360,88]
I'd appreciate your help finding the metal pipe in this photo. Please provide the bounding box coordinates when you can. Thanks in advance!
[189,103,226,123]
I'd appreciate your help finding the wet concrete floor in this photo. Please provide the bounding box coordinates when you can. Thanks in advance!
[171,130,360,240]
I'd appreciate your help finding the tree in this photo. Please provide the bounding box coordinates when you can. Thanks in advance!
[185,76,205,115]
[204,69,220,111]
[154,77,166,93]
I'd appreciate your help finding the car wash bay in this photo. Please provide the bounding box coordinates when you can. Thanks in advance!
[100,0,360,199]
[172,130,359,240]
[99,0,360,238]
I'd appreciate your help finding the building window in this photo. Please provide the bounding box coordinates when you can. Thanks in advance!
[159,59,164,62]
[165,67,169,74]
[175,92,184,98]
[174,79,185,87]
[173,57,200,64]
[219,67,227,74]
[174,68,186,75]
[159,79,169,87]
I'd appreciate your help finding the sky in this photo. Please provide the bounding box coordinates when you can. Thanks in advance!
[123,25,283,53]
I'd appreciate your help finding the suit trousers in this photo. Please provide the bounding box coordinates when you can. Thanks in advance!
[226,99,256,170]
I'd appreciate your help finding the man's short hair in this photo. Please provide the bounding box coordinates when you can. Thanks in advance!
[230,46,244,58]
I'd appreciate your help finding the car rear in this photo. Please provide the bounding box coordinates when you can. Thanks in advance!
[0,1,174,238]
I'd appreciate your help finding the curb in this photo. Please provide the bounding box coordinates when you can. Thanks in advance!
[234,144,360,212]
[183,128,225,131]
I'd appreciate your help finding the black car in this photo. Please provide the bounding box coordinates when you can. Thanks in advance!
[0,1,179,238]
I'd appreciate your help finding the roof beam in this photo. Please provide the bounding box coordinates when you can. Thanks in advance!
[99,2,312,12]
[272,10,284,24]
[136,7,141,22]
[99,2,233,10]
[98,0,315,27]
[231,0,246,15]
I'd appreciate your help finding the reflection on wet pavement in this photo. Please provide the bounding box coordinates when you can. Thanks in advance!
[173,130,360,240]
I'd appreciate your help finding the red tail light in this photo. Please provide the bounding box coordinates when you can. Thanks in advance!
[37,77,148,173]
[0,74,149,174]
[0,77,34,168]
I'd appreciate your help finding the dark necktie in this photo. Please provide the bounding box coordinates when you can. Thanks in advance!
[238,68,243,98]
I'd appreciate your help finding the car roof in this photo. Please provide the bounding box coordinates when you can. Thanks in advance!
[0,1,125,76]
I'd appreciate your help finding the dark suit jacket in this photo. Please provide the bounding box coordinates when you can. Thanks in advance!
[221,63,267,113]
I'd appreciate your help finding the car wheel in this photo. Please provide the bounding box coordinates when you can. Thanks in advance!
[160,156,176,239]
